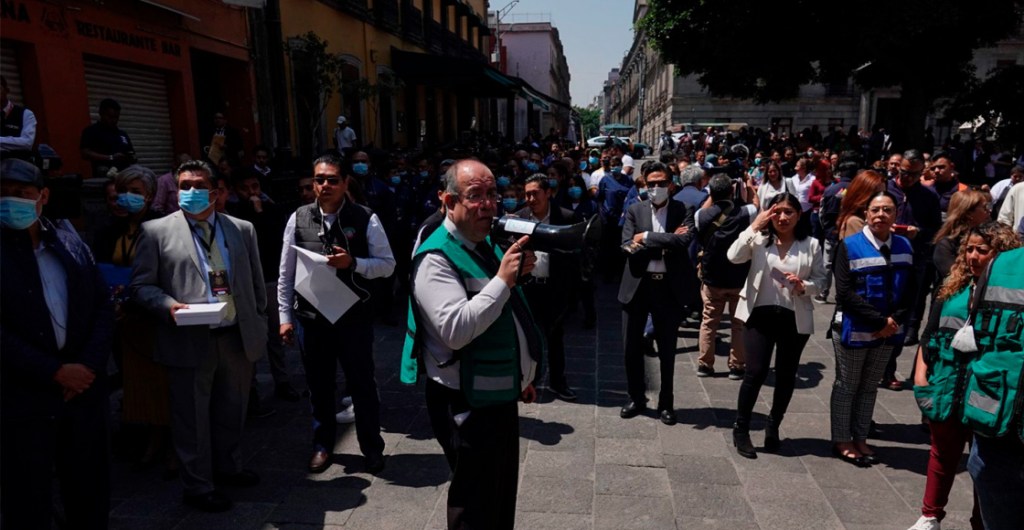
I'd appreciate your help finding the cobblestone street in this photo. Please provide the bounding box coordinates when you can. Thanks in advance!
[106,283,972,530]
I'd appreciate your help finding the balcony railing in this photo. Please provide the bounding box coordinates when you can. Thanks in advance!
[402,4,424,45]
[373,0,400,32]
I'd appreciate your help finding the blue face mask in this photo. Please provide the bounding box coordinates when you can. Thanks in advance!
[611,167,623,176]
[116,192,147,213]
[754,157,762,166]
[638,189,649,201]
[579,161,588,171]
[568,186,583,200]
[390,175,402,186]
[0,196,40,230]
[419,170,429,178]
[352,162,369,176]
[589,156,599,166]
[502,198,518,211]
[178,188,211,215]
[525,161,539,172]
[548,178,559,189]
[496,176,511,189]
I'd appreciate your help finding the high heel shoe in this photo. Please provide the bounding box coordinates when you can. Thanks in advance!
[763,418,780,452]
[832,444,871,468]
[733,425,757,459]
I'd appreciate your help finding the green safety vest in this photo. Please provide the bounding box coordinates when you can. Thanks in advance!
[915,286,977,422]
[960,247,1024,439]
[399,227,541,409]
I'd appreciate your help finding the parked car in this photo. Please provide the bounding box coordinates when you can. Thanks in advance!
[586,136,627,148]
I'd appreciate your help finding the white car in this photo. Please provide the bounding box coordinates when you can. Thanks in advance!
[586,136,627,148]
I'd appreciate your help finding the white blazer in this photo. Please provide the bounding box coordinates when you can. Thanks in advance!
[726,225,828,335]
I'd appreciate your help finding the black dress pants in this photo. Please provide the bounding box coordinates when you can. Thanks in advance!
[300,306,384,457]
[735,306,810,427]
[523,282,569,388]
[1,386,109,530]
[623,275,684,410]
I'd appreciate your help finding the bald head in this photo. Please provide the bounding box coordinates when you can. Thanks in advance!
[443,160,497,243]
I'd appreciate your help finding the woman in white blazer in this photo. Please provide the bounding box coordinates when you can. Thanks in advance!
[726,192,827,459]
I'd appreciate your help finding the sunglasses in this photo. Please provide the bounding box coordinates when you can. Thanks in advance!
[313,176,343,185]
[647,181,670,188]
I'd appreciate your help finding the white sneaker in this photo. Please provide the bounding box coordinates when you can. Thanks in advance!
[335,405,355,424]
[907,515,940,530]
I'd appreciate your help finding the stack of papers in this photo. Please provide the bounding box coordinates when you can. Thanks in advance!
[292,246,359,324]
[175,302,227,326]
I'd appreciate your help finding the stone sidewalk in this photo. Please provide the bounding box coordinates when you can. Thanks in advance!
[108,284,974,530]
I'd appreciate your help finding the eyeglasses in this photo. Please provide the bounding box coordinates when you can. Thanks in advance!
[931,165,947,171]
[965,245,992,255]
[897,169,922,178]
[459,190,500,204]
[647,181,670,188]
[868,206,896,214]
[313,176,343,185]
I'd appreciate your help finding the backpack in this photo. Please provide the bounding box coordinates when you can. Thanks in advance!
[695,202,735,282]
[959,247,1024,439]
[819,183,847,240]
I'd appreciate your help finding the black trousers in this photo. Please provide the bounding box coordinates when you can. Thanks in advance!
[523,283,569,388]
[434,392,519,530]
[425,380,463,472]
[623,276,684,410]
[735,306,810,428]
[1,387,109,530]
[300,307,384,457]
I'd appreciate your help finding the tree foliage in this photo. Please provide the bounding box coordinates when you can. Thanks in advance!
[287,31,344,156]
[945,65,1024,151]
[638,0,1024,144]
[574,105,602,138]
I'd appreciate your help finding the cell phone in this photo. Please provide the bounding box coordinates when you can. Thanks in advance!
[769,268,789,285]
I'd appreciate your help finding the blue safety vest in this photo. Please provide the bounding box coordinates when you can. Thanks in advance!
[840,231,913,348]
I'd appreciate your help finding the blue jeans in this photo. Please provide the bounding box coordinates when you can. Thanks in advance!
[968,434,1024,529]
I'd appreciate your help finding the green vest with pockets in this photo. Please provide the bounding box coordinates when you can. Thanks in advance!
[400,227,538,409]
[915,287,976,422]
[961,247,1024,439]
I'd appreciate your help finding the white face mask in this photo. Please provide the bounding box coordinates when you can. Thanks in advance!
[648,186,668,205]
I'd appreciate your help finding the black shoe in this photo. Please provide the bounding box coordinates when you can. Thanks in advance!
[813,293,829,304]
[214,469,260,488]
[696,364,714,378]
[550,384,578,401]
[903,329,920,346]
[183,490,232,512]
[365,452,385,474]
[732,428,757,459]
[619,400,646,419]
[659,409,677,426]
[763,420,780,452]
[860,451,880,465]
[728,367,745,381]
[274,383,301,402]
[831,445,871,468]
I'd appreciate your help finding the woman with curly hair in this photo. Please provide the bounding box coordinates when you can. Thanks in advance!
[907,221,1022,530]
[931,190,991,280]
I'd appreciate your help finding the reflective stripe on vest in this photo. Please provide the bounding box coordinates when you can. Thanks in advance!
[840,231,913,348]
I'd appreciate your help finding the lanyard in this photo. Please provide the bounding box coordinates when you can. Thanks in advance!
[189,216,220,255]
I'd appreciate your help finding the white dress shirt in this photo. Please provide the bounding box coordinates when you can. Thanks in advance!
[790,173,815,212]
[645,202,668,273]
[754,244,799,311]
[412,217,536,390]
[278,202,396,324]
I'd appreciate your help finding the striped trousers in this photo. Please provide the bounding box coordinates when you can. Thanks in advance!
[829,333,890,442]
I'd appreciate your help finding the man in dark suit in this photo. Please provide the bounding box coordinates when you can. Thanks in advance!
[131,160,268,513]
[1,159,113,529]
[618,162,696,425]
[515,174,582,400]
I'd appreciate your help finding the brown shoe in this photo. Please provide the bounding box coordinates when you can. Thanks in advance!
[309,450,331,474]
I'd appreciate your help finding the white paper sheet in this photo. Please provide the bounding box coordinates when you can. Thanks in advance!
[174,302,227,326]
[292,246,359,324]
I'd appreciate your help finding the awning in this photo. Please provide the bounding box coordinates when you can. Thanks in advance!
[391,48,570,111]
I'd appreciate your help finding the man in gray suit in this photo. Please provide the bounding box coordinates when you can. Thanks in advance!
[617,161,696,426]
[131,159,268,513]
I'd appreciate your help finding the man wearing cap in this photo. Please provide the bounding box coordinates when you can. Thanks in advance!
[80,98,136,178]
[1,158,113,529]
[130,159,268,513]
[334,115,358,157]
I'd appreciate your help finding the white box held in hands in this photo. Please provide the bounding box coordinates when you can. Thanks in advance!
[174,302,228,326]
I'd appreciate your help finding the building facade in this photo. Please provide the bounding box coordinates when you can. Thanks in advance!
[491,18,571,141]
[1,0,258,178]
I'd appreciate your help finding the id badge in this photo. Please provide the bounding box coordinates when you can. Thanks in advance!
[209,270,231,296]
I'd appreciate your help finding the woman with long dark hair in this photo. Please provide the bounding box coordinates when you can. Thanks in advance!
[727,193,827,458]
[830,191,916,466]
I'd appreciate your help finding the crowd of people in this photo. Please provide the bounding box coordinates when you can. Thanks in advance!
[2,89,1024,530]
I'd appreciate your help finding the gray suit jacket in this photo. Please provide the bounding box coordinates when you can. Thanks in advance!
[130,210,268,368]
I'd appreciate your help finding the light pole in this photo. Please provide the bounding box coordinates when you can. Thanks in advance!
[492,0,519,70]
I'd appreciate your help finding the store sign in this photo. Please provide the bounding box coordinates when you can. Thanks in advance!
[1,0,30,23]
[74,20,181,57]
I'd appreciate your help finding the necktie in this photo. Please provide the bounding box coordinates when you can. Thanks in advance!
[196,221,236,322]
[475,242,541,362]
[879,244,891,264]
